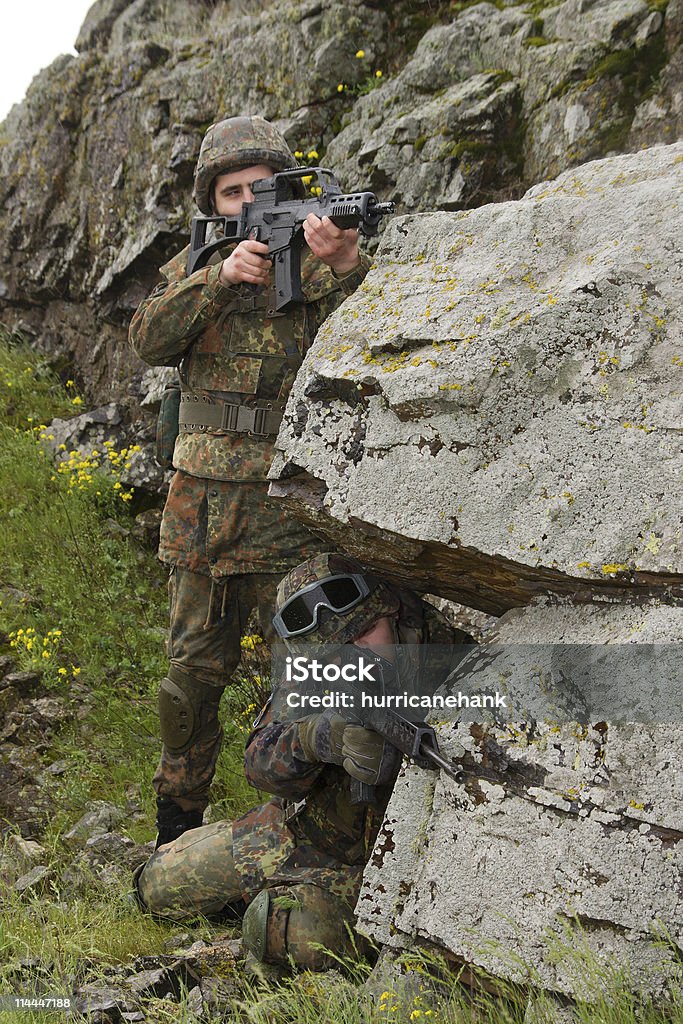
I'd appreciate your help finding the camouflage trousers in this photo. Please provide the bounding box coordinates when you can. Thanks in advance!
[138,799,364,966]
[153,566,282,812]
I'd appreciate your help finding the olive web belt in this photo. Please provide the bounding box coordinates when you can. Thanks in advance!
[178,394,284,437]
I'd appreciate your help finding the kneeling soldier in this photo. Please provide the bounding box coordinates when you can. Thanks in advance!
[136,552,470,969]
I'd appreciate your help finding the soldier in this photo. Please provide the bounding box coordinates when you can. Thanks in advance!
[128,116,371,848]
[136,552,472,969]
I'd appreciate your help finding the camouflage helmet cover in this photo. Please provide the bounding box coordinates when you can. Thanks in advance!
[193,115,298,214]
[275,552,400,651]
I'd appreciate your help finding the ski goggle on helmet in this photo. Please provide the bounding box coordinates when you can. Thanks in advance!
[273,553,399,644]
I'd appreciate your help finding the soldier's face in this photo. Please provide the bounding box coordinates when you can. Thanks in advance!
[353,616,396,658]
[212,164,275,215]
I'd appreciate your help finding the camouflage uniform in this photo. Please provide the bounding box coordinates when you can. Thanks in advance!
[128,118,370,825]
[138,554,472,968]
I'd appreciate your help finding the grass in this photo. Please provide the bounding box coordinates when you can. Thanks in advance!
[0,331,262,993]
[0,330,262,831]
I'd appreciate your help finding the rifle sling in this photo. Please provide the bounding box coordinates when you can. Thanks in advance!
[178,394,284,437]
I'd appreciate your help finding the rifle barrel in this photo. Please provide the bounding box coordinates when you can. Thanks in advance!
[420,742,465,783]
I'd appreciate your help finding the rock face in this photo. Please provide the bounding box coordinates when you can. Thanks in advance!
[357,599,683,1000]
[270,142,683,615]
[326,0,679,208]
[0,0,680,431]
[270,140,683,1001]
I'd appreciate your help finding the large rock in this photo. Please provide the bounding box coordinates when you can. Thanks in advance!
[270,142,683,615]
[357,598,683,1000]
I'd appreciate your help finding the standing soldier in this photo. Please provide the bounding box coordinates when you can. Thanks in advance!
[136,553,472,969]
[129,117,370,848]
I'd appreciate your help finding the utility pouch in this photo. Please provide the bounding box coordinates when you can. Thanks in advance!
[155,378,181,469]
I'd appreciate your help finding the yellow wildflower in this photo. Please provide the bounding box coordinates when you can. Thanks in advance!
[355,49,365,58]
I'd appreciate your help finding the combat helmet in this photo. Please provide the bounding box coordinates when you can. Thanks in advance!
[273,552,400,652]
[193,115,298,214]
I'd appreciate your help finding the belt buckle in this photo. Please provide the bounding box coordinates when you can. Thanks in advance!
[220,403,239,431]
[249,403,273,437]
[284,798,307,825]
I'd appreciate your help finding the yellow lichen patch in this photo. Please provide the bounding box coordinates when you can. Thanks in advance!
[576,561,591,569]
[601,563,629,574]
[362,349,413,373]
[491,304,513,329]
[438,382,463,391]
[509,311,532,327]
[642,533,661,555]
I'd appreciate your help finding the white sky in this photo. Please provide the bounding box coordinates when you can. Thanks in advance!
[0,1,95,122]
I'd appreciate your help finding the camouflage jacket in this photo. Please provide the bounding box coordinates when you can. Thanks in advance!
[244,595,472,866]
[129,244,370,482]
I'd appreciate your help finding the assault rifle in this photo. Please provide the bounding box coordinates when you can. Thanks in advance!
[336,653,466,806]
[186,167,394,313]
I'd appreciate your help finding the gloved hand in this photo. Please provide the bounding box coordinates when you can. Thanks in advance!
[296,713,346,765]
[155,796,203,849]
[341,726,402,786]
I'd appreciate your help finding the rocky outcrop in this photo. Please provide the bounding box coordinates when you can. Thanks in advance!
[358,599,683,1002]
[270,141,683,1004]
[270,142,683,614]
[324,0,677,208]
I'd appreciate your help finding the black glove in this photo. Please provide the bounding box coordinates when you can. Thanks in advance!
[155,796,203,849]
[296,713,346,765]
[341,726,402,786]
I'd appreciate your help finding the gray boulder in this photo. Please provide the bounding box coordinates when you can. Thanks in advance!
[270,142,683,614]
[357,598,683,1000]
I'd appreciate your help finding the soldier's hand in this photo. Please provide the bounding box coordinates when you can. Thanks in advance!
[303,214,360,274]
[296,713,346,765]
[219,239,272,286]
[341,725,402,786]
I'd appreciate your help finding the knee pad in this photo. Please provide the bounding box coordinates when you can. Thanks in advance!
[242,884,359,970]
[159,665,222,754]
